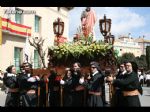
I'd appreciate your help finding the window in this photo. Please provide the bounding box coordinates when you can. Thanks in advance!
[15,8,23,24]
[14,47,23,73]
[35,15,41,32]
[34,50,41,68]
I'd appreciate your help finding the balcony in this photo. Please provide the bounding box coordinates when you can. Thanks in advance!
[1,17,31,37]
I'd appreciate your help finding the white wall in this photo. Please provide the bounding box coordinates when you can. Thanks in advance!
[0,7,70,71]
[0,33,26,71]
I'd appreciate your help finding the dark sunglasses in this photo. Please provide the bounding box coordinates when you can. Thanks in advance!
[120,66,124,67]
[125,64,132,67]
[24,65,29,67]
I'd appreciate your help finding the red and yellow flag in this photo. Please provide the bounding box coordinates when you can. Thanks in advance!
[2,17,31,36]
[0,16,2,45]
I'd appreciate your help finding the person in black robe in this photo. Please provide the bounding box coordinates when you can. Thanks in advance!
[39,74,49,107]
[71,62,85,107]
[17,62,40,107]
[48,68,61,107]
[79,61,104,107]
[60,68,74,106]
[3,65,19,107]
[107,61,143,107]
[113,63,126,107]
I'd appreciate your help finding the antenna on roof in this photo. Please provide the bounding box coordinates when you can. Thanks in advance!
[143,35,145,38]
[128,33,131,38]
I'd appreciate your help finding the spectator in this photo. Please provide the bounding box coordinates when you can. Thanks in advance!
[0,70,5,90]
[139,74,144,87]
[145,73,150,87]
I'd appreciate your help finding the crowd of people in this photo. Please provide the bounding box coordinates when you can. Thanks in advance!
[0,60,147,107]
[138,69,150,87]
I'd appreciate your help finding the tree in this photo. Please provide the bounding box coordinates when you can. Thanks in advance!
[117,53,148,70]
[117,53,136,65]
[135,55,147,70]
[146,46,150,70]
[29,37,47,68]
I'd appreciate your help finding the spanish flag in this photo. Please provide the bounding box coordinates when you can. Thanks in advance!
[0,16,2,45]
[2,18,31,36]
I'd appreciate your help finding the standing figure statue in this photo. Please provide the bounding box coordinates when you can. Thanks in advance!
[81,7,97,41]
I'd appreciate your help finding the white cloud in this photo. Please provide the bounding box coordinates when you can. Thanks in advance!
[69,7,146,40]
[105,7,145,36]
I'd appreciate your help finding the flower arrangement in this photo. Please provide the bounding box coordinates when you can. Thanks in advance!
[48,39,113,66]
[48,26,116,67]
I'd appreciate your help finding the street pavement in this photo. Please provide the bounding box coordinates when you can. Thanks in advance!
[139,86,150,106]
[0,84,150,107]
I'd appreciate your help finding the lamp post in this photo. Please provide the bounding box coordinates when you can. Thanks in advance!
[53,17,64,46]
[99,14,116,106]
[53,18,64,107]
[99,14,111,43]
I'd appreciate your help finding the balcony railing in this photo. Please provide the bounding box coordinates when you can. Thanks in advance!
[1,17,31,36]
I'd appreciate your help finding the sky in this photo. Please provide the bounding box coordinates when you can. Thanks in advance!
[68,7,150,41]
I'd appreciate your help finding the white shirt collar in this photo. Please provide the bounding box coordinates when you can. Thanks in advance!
[7,73,16,77]
[127,70,133,74]
[92,71,99,77]
[122,71,126,75]
[27,73,31,77]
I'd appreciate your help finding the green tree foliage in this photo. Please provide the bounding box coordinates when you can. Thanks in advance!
[117,52,147,69]
[135,55,147,69]
[146,46,150,69]
[117,53,136,65]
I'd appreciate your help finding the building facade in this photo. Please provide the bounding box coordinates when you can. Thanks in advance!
[114,35,150,57]
[135,36,150,55]
[0,7,72,72]
[114,36,142,57]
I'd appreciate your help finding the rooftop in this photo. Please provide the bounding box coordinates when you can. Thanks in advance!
[116,35,150,43]
[135,37,150,43]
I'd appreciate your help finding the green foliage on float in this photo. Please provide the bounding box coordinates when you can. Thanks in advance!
[48,39,113,64]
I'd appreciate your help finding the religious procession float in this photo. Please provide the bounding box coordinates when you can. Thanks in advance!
[32,13,118,106]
